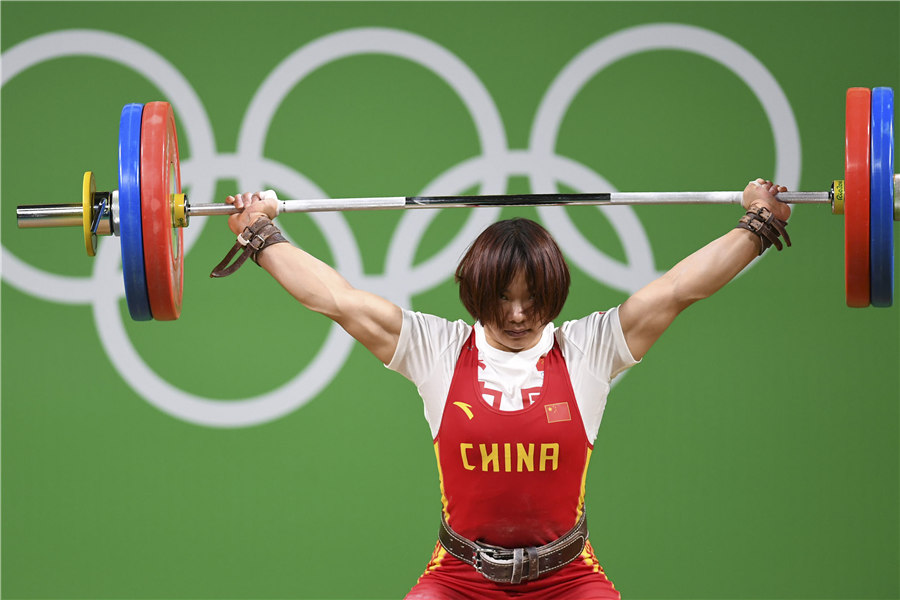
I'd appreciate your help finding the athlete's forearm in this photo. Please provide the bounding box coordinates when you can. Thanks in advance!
[660,227,760,306]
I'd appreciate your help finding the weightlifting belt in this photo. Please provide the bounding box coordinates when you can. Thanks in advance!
[437,512,588,584]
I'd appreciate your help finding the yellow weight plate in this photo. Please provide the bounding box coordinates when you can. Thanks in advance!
[832,180,844,215]
[82,171,97,257]
[172,193,188,228]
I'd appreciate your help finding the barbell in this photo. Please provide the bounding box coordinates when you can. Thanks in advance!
[15,88,899,321]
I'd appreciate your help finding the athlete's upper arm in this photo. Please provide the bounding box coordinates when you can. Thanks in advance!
[333,289,404,365]
[618,279,684,361]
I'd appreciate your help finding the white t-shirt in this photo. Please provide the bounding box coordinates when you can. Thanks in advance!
[386,306,638,443]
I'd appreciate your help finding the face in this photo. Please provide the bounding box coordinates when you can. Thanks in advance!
[482,270,545,352]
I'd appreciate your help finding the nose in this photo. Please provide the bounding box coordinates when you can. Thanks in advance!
[508,301,527,322]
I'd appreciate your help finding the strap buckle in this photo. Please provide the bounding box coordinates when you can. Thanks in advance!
[239,230,267,252]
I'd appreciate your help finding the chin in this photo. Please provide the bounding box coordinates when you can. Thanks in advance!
[503,333,539,351]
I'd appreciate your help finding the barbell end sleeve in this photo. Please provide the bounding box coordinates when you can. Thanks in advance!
[17,204,86,229]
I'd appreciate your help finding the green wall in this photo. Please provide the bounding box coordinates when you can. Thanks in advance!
[2,2,898,598]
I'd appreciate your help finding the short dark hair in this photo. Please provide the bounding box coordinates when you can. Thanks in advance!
[455,218,570,327]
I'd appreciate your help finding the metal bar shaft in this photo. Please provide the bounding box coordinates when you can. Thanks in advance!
[186,190,832,218]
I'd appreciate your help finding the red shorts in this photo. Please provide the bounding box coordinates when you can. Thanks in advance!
[404,540,620,600]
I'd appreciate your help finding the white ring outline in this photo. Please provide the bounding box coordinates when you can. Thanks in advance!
[1,24,799,428]
[530,23,800,284]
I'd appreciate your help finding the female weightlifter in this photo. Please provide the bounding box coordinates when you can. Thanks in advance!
[221,178,790,599]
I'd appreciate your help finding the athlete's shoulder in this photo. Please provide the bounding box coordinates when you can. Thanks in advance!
[556,308,618,346]
[394,309,472,363]
[403,309,471,339]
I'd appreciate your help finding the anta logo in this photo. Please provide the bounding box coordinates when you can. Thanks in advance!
[459,442,560,472]
[453,401,474,420]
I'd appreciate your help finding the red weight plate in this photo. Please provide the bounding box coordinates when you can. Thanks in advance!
[140,101,184,320]
[844,88,871,307]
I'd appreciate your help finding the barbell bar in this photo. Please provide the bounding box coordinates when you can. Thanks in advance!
[15,89,900,320]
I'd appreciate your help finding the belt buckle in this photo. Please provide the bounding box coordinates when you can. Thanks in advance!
[472,545,494,574]
[473,545,508,582]
[474,544,528,584]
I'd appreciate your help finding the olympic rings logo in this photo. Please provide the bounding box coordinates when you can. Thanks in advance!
[1,24,800,428]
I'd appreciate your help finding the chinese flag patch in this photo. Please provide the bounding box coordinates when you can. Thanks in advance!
[545,402,571,423]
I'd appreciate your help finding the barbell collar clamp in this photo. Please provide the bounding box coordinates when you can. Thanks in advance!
[90,192,112,234]
[111,189,120,236]
[894,173,900,222]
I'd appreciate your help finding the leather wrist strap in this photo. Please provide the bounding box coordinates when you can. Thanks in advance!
[736,206,791,255]
[209,216,288,278]
[438,512,587,584]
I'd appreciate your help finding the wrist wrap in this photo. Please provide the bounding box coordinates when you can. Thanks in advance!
[209,216,288,277]
[736,206,791,255]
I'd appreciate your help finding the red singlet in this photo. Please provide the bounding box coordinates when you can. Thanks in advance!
[405,329,620,600]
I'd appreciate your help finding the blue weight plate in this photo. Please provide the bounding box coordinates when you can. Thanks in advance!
[870,87,894,307]
[118,103,152,321]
